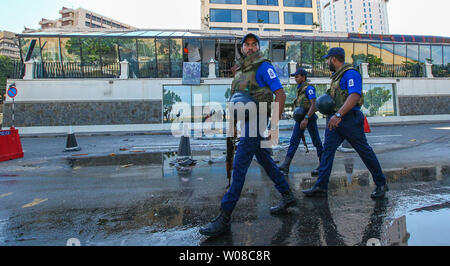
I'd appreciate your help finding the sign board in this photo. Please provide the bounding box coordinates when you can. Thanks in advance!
[7,86,17,98]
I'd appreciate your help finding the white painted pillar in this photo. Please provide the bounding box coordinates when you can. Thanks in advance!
[208,58,216,79]
[289,60,297,75]
[360,63,370,79]
[120,60,129,79]
[23,60,35,80]
[425,63,434,78]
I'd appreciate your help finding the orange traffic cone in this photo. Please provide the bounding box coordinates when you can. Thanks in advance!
[364,117,371,133]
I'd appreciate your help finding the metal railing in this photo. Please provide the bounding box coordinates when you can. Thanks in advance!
[12,60,445,80]
[34,62,121,79]
[368,64,425,78]
[9,61,25,79]
[218,61,235,78]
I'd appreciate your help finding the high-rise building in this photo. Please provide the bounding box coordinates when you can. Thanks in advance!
[201,0,319,33]
[37,7,136,32]
[0,31,20,60]
[320,0,389,34]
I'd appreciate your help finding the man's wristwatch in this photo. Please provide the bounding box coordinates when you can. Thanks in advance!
[304,114,310,120]
[335,112,342,119]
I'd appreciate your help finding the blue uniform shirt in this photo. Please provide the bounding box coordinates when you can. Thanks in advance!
[298,83,317,100]
[339,69,363,111]
[255,62,283,93]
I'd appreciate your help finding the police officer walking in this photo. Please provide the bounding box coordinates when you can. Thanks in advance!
[302,48,388,199]
[279,68,323,176]
[199,33,296,237]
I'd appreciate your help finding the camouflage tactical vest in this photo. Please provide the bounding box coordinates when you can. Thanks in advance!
[294,81,312,110]
[327,64,364,112]
[231,51,274,116]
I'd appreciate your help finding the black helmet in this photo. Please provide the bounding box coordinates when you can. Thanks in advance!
[229,92,257,122]
[229,91,256,105]
[293,106,307,123]
[316,94,336,115]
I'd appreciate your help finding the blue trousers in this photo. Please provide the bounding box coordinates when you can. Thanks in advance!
[315,110,386,190]
[221,121,291,213]
[286,114,323,160]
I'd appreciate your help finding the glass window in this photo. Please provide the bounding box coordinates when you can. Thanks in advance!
[353,42,367,64]
[406,44,419,63]
[137,38,157,78]
[286,41,301,63]
[362,84,395,117]
[248,10,279,24]
[419,44,431,64]
[210,85,232,115]
[301,41,313,65]
[259,39,270,58]
[339,42,353,63]
[444,45,450,65]
[283,0,312,8]
[170,39,183,78]
[156,39,170,78]
[270,41,285,61]
[210,27,243,30]
[431,45,443,65]
[210,9,242,23]
[285,29,312,32]
[247,0,278,6]
[381,43,394,64]
[117,38,138,77]
[201,39,216,77]
[163,85,192,123]
[314,42,329,63]
[284,12,313,25]
[39,38,60,62]
[80,38,118,63]
[394,44,407,65]
[210,0,241,3]
[184,39,201,63]
[60,38,81,62]
[368,43,382,63]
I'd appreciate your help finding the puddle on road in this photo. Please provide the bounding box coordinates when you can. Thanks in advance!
[405,207,450,246]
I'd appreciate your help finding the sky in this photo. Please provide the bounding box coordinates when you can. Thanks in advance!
[0,0,449,37]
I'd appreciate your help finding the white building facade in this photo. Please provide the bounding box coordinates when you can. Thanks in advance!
[320,0,389,34]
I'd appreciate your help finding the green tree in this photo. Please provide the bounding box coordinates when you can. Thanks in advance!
[363,87,392,116]
[163,90,182,122]
[0,55,14,103]
[65,38,118,63]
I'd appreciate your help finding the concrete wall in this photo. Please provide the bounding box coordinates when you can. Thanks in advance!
[2,76,449,134]
[395,78,450,116]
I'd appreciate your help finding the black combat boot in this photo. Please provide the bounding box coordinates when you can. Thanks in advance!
[270,190,297,215]
[370,184,389,199]
[302,186,328,197]
[311,166,320,176]
[199,210,231,237]
[278,156,293,175]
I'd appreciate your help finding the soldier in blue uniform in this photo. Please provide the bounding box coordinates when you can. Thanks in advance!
[199,33,296,237]
[302,48,388,199]
[279,68,323,176]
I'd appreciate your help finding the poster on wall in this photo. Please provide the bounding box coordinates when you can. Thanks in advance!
[182,62,201,85]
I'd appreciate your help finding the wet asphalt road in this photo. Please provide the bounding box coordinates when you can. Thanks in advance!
[0,123,449,246]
